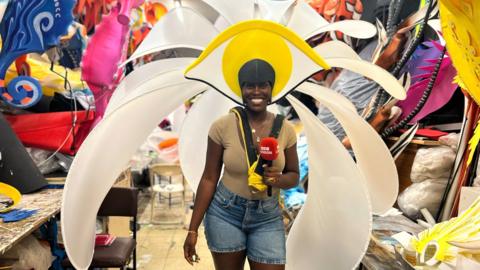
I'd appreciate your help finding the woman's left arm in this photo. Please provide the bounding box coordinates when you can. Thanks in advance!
[264,143,299,189]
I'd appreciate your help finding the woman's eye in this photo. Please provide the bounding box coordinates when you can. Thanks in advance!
[258,82,269,89]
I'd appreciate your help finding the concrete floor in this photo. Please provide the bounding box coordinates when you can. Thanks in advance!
[135,224,216,270]
[135,184,251,270]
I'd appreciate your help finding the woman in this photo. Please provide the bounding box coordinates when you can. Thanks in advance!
[183,59,299,270]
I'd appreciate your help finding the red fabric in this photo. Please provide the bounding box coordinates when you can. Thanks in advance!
[398,128,449,140]
[15,55,30,76]
[5,111,95,155]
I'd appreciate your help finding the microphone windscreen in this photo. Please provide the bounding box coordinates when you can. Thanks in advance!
[259,137,279,161]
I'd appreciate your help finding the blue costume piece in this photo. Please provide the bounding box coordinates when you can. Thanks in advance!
[59,25,86,69]
[0,209,38,222]
[282,135,308,209]
[40,218,65,270]
[0,0,75,108]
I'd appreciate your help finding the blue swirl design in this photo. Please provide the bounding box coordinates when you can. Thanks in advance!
[1,76,42,108]
[0,0,74,108]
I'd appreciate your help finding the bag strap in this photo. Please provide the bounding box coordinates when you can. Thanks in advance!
[270,114,285,139]
[254,114,284,176]
[230,107,285,168]
[230,107,257,167]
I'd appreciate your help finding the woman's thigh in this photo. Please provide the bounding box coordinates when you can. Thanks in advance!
[248,259,285,270]
[212,250,247,270]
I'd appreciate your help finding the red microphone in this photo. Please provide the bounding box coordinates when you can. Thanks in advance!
[260,137,279,196]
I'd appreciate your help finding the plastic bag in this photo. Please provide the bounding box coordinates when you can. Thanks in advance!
[3,235,55,270]
[26,148,61,174]
[398,179,447,219]
[438,133,460,151]
[129,128,178,170]
[410,146,456,183]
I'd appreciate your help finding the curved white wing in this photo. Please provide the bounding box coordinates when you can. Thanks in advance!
[304,19,376,41]
[179,88,236,191]
[286,95,371,270]
[287,0,328,38]
[107,58,197,115]
[317,54,406,100]
[0,0,9,25]
[122,7,218,66]
[314,40,361,60]
[296,83,399,214]
[256,0,296,22]
[201,0,254,25]
[61,69,205,269]
[287,0,375,40]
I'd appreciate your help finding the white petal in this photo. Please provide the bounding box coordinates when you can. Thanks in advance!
[107,58,197,115]
[201,0,254,24]
[122,7,217,66]
[305,20,376,40]
[296,83,399,214]
[179,88,236,191]
[256,0,296,23]
[61,71,205,269]
[286,95,371,270]
[317,55,406,100]
[0,0,9,24]
[213,15,230,31]
[287,0,328,38]
[314,40,361,60]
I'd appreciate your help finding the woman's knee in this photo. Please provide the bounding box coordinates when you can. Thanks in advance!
[248,259,285,270]
[212,250,247,270]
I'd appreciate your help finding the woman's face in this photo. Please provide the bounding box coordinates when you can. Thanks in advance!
[241,81,272,112]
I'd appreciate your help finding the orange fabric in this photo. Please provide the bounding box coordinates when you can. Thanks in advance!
[158,138,178,150]
[14,55,30,76]
[145,2,167,26]
[75,0,116,31]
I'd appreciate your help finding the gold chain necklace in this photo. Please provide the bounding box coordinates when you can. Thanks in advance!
[249,115,269,143]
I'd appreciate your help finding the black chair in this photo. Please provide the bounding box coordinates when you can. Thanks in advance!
[62,187,139,269]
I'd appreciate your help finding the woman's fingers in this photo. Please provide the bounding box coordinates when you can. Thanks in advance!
[184,247,193,265]
[263,165,281,174]
[183,235,200,265]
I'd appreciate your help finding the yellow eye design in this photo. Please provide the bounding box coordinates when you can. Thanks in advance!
[184,19,330,104]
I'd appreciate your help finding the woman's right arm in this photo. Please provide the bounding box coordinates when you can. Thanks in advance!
[184,137,223,264]
[188,137,223,232]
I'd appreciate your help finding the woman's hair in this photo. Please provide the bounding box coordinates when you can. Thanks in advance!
[238,59,275,89]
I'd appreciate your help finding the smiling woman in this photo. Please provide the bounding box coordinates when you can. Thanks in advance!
[184,54,300,270]
[61,2,405,268]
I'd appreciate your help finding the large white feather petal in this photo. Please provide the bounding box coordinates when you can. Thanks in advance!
[179,89,236,191]
[286,95,371,270]
[61,69,205,269]
[201,0,254,24]
[122,7,217,66]
[296,83,399,214]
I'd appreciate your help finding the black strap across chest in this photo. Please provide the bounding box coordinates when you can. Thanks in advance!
[230,106,284,167]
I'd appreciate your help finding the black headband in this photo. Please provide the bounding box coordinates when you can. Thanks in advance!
[238,59,275,88]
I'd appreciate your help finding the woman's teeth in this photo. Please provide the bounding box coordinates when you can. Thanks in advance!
[251,98,263,104]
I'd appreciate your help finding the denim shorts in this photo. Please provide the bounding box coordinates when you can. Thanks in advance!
[204,181,286,265]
